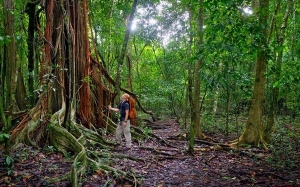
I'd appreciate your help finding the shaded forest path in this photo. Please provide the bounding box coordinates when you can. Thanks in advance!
[0,118,299,186]
[114,118,299,186]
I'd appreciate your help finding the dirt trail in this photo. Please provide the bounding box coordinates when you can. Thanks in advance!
[1,118,299,186]
[113,118,299,186]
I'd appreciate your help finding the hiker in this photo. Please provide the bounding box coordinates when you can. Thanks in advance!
[108,93,132,148]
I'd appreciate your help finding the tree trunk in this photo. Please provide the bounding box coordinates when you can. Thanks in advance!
[3,0,17,112]
[107,0,115,70]
[265,1,292,142]
[213,62,223,116]
[3,0,17,155]
[16,68,29,110]
[187,55,193,146]
[126,46,133,91]
[77,0,91,128]
[231,0,269,149]
[184,7,194,129]
[193,0,205,139]
[25,1,38,107]
[115,0,137,95]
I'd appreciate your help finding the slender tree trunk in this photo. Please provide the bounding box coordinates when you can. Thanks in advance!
[126,44,133,91]
[115,0,137,94]
[40,0,54,119]
[232,0,269,148]
[16,68,29,110]
[193,0,205,139]
[3,0,17,155]
[25,1,38,107]
[265,1,292,142]
[3,0,17,112]
[0,50,3,99]
[225,77,230,136]
[107,0,115,71]
[185,7,193,129]
[77,0,91,128]
[187,58,194,151]
[213,62,223,116]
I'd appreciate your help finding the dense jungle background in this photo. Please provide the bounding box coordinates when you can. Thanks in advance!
[0,0,299,186]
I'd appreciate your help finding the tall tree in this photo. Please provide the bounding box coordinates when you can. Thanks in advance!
[265,1,293,142]
[10,0,110,185]
[193,0,205,139]
[25,0,40,107]
[3,0,17,112]
[231,0,269,148]
[2,0,17,154]
[185,3,194,130]
[8,0,150,184]
[189,0,205,152]
[114,0,138,95]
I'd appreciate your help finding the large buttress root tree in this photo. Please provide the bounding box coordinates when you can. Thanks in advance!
[9,0,142,186]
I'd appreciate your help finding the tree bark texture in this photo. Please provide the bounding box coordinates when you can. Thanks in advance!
[187,6,194,152]
[233,0,269,148]
[78,0,91,128]
[3,0,17,113]
[25,2,38,107]
[193,0,205,139]
[8,0,148,185]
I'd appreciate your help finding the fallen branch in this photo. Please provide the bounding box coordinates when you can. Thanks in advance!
[195,139,231,149]
[139,146,177,156]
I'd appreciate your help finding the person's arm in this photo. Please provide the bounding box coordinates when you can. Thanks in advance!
[108,105,119,112]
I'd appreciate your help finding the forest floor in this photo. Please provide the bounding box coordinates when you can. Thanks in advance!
[0,118,299,187]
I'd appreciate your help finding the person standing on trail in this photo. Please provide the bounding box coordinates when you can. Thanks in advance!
[108,93,132,148]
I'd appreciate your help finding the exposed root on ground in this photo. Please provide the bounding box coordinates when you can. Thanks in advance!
[9,100,145,186]
[230,134,268,150]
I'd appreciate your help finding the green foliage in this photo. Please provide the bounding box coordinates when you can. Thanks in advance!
[142,126,151,138]
[44,146,57,153]
[267,119,299,169]
[0,35,12,45]
[82,76,92,83]
[4,155,14,176]
[0,132,10,143]
[72,161,82,170]
[0,0,299,155]
[18,148,29,161]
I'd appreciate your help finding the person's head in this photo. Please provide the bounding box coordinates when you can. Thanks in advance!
[121,93,130,101]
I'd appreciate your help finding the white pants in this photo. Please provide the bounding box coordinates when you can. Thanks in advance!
[116,120,131,148]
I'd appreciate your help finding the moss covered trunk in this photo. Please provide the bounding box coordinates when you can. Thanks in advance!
[193,0,205,139]
[232,0,269,149]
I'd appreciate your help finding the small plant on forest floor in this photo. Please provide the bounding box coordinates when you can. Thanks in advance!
[0,132,10,143]
[267,125,297,169]
[143,126,151,139]
[44,145,56,153]
[4,155,14,175]
[21,148,29,160]
[15,148,29,162]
